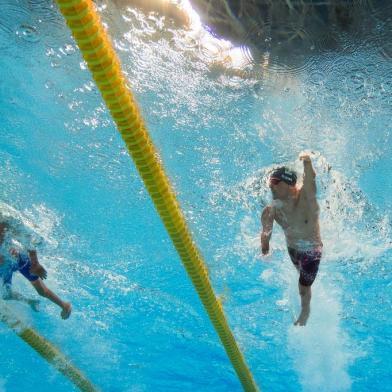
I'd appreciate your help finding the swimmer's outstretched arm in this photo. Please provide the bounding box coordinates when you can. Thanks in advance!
[300,154,316,195]
[261,205,275,256]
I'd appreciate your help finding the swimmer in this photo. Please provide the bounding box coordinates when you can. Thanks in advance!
[0,221,72,319]
[260,153,323,326]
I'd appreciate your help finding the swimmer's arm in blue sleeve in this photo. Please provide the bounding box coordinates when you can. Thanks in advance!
[261,205,275,256]
[27,249,47,280]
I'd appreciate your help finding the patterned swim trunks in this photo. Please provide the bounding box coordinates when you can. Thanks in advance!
[287,247,322,286]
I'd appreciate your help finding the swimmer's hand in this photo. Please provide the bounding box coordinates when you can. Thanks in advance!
[29,263,47,280]
[299,153,312,162]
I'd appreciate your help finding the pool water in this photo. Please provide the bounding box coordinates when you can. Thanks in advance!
[0,1,391,391]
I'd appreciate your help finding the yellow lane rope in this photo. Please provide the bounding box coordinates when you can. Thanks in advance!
[54,1,259,390]
[0,302,99,392]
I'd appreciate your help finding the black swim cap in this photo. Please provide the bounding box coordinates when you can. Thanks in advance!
[270,167,297,186]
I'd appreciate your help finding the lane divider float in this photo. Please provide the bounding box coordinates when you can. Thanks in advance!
[54,1,259,390]
[0,301,99,392]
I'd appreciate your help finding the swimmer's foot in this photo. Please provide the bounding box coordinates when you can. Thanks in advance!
[28,299,40,312]
[294,307,310,326]
[61,302,72,320]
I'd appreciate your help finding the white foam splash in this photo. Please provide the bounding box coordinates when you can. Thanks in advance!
[0,201,60,249]
[285,271,354,392]
[229,153,389,391]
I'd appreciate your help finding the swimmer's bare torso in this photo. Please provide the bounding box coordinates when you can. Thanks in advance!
[261,155,323,254]
[271,186,322,250]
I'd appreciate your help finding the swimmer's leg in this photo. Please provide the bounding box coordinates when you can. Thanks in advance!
[30,279,71,319]
[2,286,40,312]
[294,282,311,326]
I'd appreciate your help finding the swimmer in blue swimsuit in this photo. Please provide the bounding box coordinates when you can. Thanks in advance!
[260,153,323,326]
[0,220,72,319]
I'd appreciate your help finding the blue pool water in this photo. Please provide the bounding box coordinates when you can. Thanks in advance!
[0,1,391,391]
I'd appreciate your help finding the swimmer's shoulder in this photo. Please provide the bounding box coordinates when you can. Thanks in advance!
[263,203,283,225]
[261,204,275,220]
[271,199,284,211]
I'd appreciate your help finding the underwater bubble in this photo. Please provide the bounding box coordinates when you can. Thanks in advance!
[16,24,40,43]
[44,80,54,89]
[309,70,326,86]
[27,0,69,47]
[61,43,76,56]
[50,58,61,68]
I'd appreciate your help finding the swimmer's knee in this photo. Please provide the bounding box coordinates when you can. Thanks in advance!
[298,284,311,297]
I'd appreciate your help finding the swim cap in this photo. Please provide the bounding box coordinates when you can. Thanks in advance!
[270,167,297,186]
